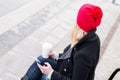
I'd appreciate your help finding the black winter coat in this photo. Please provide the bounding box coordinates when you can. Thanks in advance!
[51,29,100,80]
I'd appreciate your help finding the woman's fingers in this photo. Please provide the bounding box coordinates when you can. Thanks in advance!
[37,63,45,71]
[48,51,54,55]
[37,62,53,75]
[44,62,50,67]
[48,51,55,58]
[37,63,42,68]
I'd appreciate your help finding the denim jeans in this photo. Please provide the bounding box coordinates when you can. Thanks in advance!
[21,56,57,80]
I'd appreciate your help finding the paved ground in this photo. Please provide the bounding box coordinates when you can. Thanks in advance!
[0,0,120,80]
[0,0,31,17]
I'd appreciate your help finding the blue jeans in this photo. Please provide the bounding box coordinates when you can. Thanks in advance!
[21,56,57,80]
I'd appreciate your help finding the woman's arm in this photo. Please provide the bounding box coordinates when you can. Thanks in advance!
[51,52,92,80]
[51,45,95,80]
[51,71,72,80]
[72,51,93,80]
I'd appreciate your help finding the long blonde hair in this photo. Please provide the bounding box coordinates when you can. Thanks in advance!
[71,25,87,47]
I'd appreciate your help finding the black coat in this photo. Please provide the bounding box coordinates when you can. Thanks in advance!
[51,29,100,80]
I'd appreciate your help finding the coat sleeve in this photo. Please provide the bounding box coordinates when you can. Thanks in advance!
[72,49,93,80]
[51,50,93,80]
[51,44,96,80]
[51,71,72,80]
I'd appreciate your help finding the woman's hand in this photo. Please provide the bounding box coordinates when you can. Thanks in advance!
[37,62,53,75]
[48,51,58,59]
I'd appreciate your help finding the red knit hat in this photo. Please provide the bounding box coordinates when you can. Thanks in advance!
[77,4,103,32]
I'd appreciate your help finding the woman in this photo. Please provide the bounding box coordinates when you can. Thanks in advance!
[21,3,103,80]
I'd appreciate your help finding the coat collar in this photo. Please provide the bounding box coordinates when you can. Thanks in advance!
[74,29,97,48]
[59,29,97,60]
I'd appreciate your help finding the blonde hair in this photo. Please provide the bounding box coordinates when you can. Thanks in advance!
[71,25,87,47]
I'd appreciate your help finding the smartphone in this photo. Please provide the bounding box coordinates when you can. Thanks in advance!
[35,59,41,65]
[35,59,47,66]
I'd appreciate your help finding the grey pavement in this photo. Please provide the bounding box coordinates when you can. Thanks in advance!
[0,0,72,55]
[0,0,31,17]
[0,0,120,80]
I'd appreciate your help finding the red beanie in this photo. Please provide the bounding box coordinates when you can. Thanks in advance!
[77,4,103,32]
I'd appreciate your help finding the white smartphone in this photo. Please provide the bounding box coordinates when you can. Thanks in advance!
[35,59,41,64]
[35,58,47,66]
